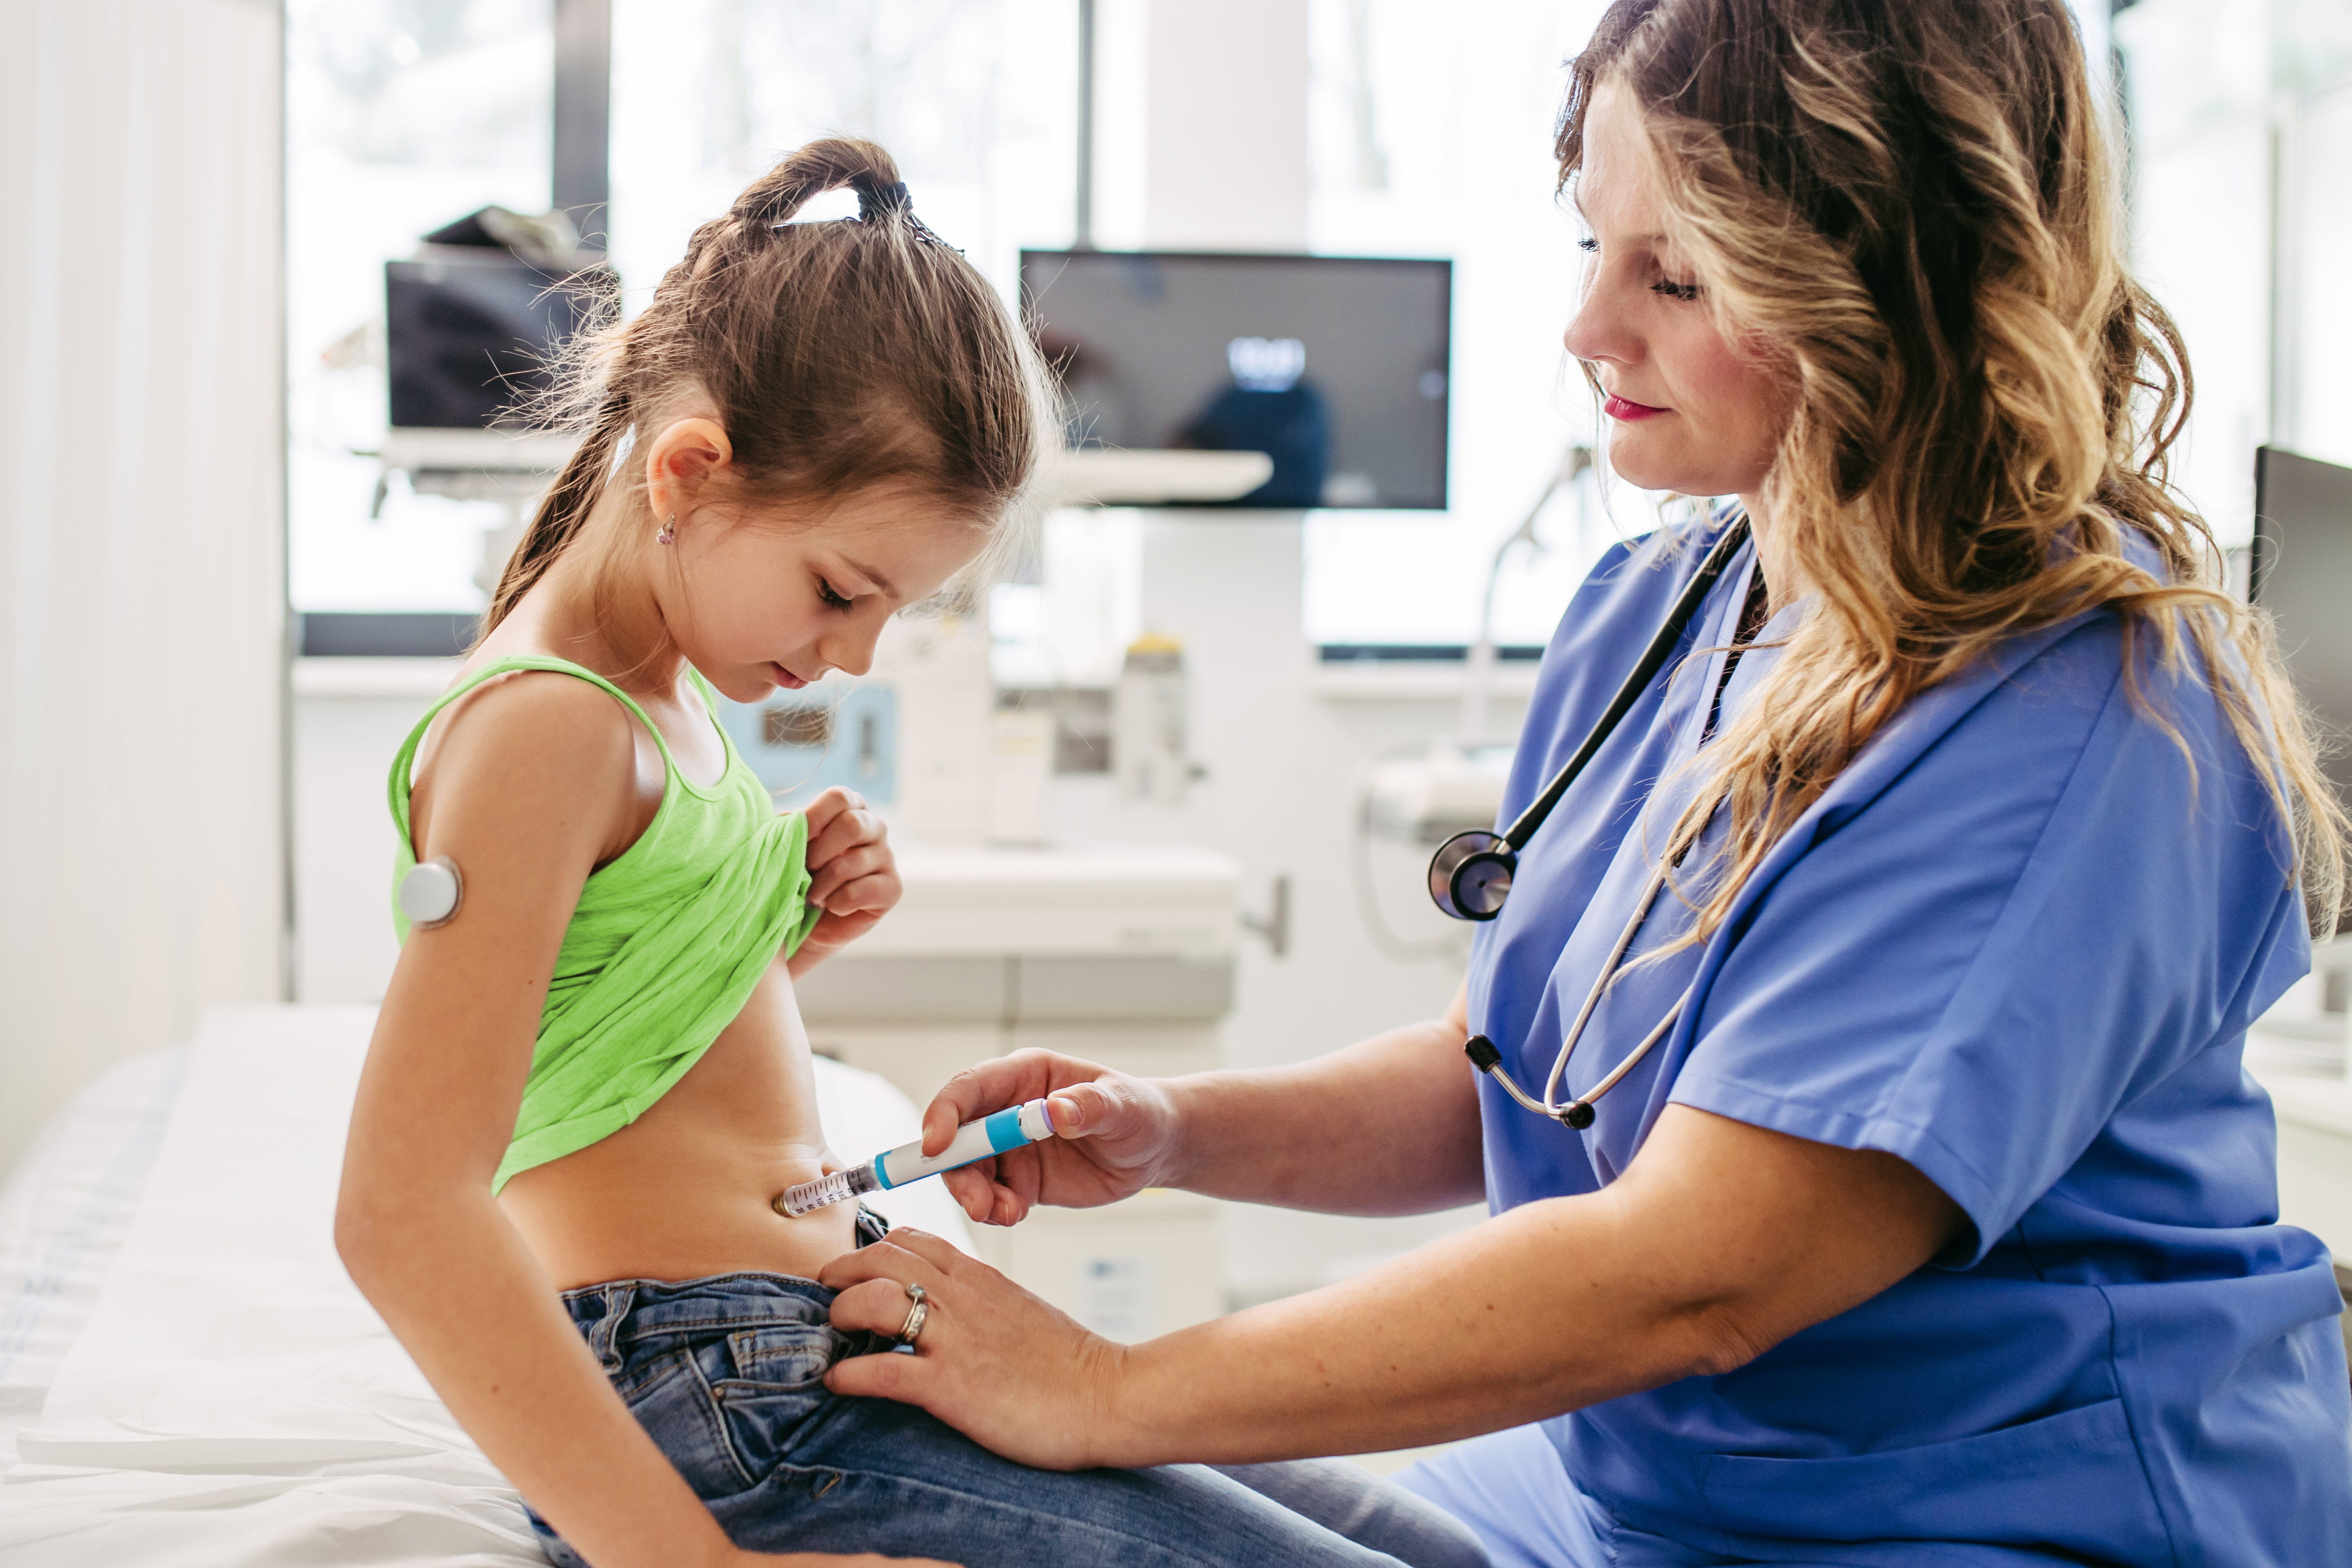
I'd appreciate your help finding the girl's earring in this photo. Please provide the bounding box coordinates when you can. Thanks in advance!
[656,515,677,546]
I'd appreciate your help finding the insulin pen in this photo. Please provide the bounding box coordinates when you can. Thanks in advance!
[776,1099,1059,1216]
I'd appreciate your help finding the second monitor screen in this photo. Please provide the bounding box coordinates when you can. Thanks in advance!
[1020,251,1451,510]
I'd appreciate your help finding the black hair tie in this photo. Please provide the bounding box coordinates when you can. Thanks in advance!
[849,175,960,252]
[855,178,912,221]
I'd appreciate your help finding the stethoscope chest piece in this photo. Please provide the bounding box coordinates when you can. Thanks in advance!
[1429,830,1516,922]
[1427,514,1751,930]
[398,854,464,929]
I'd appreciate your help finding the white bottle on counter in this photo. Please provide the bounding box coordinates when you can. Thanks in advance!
[1114,632,1190,805]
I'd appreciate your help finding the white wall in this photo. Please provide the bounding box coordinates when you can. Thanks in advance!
[0,0,288,1175]
[291,675,438,1005]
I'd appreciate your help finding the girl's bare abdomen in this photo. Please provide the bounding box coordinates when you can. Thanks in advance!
[495,964,859,1291]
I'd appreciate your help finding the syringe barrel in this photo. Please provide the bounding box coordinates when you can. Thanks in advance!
[775,1161,880,1217]
[873,1099,1055,1190]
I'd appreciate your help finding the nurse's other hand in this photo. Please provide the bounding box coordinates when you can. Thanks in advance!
[820,1228,1127,1472]
[922,1049,1179,1226]
[790,788,900,969]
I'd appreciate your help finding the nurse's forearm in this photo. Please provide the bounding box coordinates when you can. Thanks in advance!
[1093,1105,1963,1466]
[1095,1184,1686,1462]
[1161,1001,1484,1215]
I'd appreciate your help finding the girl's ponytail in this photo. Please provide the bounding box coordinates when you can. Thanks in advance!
[728,139,904,232]
[485,388,630,633]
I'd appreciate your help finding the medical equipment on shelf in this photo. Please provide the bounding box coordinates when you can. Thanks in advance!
[396,854,464,928]
[1432,514,1749,1131]
[1427,513,1750,924]
[776,1099,1059,1216]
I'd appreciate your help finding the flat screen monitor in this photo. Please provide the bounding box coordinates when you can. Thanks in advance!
[1020,250,1451,510]
[2253,445,2352,808]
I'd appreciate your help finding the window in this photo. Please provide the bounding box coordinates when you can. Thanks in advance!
[2114,0,2352,527]
[287,0,555,615]
[1299,0,1670,655]
[607,0,1078,325]
[287,0,1079,621]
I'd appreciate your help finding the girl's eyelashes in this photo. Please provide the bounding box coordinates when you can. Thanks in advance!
[817,578,852,610]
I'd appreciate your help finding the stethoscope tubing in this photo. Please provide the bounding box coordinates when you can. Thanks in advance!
[1451,511,1754,1127]
[1496,514,1751,854]
[1480,862,1696,1125]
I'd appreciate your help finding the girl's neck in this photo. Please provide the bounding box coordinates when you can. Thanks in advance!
[525,546,685,698]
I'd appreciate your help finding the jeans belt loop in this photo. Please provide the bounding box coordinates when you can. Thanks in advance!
[587,1281,636,1374]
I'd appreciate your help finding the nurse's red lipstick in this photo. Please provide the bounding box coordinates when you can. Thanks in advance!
[1604,393,1669,421]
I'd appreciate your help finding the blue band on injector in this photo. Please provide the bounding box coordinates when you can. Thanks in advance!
[983,1107,1027,1154]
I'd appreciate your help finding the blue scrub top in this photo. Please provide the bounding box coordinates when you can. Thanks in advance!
[1468,510,2352,1566]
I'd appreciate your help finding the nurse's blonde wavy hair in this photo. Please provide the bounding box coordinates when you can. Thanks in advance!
[1564,0,2348,941]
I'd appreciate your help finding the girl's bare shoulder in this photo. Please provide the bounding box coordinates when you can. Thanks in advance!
[410,660,642,853]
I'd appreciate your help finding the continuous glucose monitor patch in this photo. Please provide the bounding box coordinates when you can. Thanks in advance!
[398,855,464,929]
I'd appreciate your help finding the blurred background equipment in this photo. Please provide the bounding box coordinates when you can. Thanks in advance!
[373,206,612,598]
[384,206,610,431]
[2252,446,2352,814]
[1113,633,1193,805]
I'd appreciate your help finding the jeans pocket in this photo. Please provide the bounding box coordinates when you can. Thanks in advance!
[705,1325,841,1489]
[724,1325,836,1388]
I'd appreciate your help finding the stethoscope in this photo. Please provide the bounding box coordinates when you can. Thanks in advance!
[1427,514,1751,1130]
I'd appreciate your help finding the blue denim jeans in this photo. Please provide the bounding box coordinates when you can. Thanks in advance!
[529,1269,1488,1568]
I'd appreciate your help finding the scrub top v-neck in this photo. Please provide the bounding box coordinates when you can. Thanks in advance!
[1460,510,2352,1566]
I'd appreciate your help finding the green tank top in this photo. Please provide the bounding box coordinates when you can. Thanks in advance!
[386,655,822,1192]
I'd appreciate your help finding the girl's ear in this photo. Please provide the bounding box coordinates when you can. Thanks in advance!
[643,417,735,526]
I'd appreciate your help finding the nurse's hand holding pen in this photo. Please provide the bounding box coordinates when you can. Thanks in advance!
[924,1050,1185,1224]
[813,1048,1188,1471]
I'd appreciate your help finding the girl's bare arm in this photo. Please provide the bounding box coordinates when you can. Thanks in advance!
[335,678,896,1568]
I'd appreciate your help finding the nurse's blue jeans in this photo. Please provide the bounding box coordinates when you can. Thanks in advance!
[527,1271,1488,1568]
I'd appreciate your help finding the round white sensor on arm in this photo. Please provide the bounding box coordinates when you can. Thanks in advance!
[398,855,464,929]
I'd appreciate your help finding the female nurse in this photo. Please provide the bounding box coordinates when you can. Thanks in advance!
[818,1,2352,1563]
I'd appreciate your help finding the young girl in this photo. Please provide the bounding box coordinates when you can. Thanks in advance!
[334,141,1485,1568]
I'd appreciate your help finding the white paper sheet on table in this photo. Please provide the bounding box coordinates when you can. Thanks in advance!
[0,1004,974,1567]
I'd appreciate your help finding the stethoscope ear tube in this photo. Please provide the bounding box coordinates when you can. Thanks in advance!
[1428,514,1751,924]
